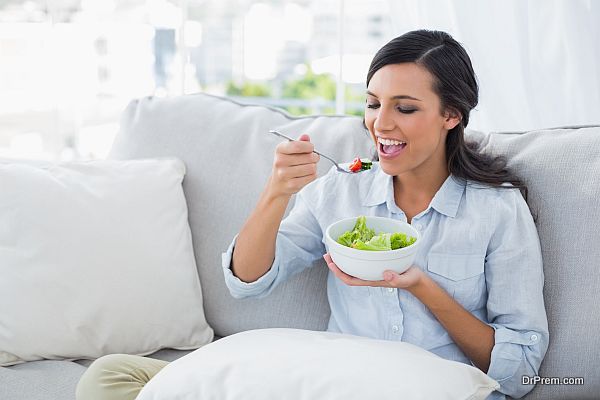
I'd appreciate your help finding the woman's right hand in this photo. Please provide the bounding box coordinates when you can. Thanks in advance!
[268,133,320,198]
[232,133,320,283]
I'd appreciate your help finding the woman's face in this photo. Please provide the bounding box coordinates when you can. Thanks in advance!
[364,62,459,178]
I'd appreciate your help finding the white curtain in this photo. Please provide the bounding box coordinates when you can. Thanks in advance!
[385,0,600,132]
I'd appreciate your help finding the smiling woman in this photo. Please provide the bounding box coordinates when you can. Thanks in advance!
[363,31,529,207]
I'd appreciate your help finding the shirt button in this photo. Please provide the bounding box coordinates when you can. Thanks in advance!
[387,288,394,293]
[392,325,400,333]
[530,334,538,341]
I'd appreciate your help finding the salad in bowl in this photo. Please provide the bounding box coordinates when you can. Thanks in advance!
[325,216,420,281]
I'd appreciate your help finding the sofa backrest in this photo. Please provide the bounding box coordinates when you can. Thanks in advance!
[108,93,373,336]
[472,125,600,399]
[109,93,600,399]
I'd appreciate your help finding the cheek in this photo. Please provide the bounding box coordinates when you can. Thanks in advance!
[364,112,375,129]
[364,114,377,139]
[404,114,438,142]
[404,113,427,129]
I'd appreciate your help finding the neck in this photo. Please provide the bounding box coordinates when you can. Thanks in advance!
[393,165,450,201]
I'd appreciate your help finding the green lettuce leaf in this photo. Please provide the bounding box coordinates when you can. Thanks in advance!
[352,233,392,250]
[336,216,417,251]
[390,232,417,250]
[336,215,375,248]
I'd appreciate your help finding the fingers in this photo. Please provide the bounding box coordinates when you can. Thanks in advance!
[323,253,423,290]
[383,271,399,284]
[277,138,314,155]
[270,133,320,197]
[323,253,399,288]
[279,173,317,194]
[322,253,370,287]
[275,163,316,179]
[273,151,319,167]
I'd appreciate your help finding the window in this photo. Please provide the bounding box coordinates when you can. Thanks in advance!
[0,0,393,160]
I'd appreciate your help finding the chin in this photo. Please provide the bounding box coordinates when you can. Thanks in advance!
[378,156,403,176]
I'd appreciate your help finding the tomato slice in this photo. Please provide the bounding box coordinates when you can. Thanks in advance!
[348,157,362,172]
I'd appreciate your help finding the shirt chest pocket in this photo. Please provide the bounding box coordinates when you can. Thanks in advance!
[427,253,486,310]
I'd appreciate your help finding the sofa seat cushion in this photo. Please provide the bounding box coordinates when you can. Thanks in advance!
[0,344,205,400]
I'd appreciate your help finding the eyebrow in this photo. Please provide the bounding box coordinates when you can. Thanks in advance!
[366,90,422,101]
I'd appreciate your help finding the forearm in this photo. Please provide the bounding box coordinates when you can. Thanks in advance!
[409,275,495,372]
[232,175,292,283]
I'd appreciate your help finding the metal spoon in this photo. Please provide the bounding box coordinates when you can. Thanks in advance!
[267,130,370,174]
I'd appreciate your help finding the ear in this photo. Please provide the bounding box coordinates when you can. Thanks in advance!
[443,108,462,131]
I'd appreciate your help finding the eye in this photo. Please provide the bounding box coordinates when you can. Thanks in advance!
[366,103,416,114]
[397,107,416,114]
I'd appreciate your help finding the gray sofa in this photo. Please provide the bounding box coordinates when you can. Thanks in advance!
[1,93,598,399]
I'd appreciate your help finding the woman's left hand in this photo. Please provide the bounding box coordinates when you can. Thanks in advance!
[323,253,426,291]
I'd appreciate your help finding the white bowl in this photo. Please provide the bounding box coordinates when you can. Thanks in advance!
[324,216,420,281]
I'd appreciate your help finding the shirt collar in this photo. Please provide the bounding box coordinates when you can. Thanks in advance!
[360,163,466,218]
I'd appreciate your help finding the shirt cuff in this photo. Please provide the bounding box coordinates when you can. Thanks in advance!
[486,323,541,383]
[221,233,281,299]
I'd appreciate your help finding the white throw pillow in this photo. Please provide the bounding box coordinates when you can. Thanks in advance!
[0,158,213,366]
[137,328,500,400]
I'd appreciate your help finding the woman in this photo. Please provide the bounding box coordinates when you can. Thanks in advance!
[223,29,548,400]
[77,30,548,400]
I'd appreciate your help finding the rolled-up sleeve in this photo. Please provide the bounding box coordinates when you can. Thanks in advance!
[484,188,549,399]
[221,232,282,299]
[221,173,331,299]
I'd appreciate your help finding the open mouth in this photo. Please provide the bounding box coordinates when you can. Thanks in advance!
[379,141,407,157]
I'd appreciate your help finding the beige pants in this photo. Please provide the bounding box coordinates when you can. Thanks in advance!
[76,354,169,400]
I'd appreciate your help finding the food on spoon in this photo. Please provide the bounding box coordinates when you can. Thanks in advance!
[348,157,373,173]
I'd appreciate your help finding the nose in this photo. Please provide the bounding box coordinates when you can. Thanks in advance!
[373,107,394,132]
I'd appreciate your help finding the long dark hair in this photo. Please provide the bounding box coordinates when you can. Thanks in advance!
[365,29,529,201]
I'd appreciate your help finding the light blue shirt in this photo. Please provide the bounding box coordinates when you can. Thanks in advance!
[221,162,548,399]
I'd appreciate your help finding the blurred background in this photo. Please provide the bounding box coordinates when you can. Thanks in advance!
[1,0,599,161]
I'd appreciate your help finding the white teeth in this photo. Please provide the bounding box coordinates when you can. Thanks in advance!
[377,137,406,146]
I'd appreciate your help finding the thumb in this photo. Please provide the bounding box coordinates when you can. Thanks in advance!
[383,271,399,283]
[298,133,311,142]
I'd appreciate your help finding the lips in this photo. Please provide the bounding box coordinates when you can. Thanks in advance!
[379,141,407,157]
[376,136,407,145]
